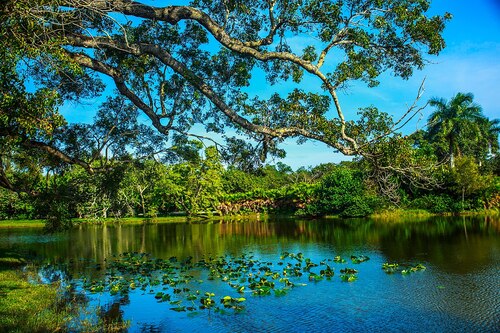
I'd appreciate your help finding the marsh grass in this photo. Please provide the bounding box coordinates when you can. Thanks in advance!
[0,215,264,229]
[370,209,434,220]
[371,208,500,222]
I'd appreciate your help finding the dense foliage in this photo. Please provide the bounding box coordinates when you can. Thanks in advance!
[1,0,450,189]
[1,90,499,229]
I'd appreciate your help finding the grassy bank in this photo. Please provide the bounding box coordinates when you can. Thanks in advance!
[0,216,188,229]
[0,255,69,332]
[0,214,268,229]
[0,253,130,332]
[0,219,46,228]
[370,208,500,222]
[370,209,434,219]
[1,210,498,229]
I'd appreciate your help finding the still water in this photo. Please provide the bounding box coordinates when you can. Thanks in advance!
[1,216,499,332]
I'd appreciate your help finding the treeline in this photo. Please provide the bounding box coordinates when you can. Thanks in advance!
[1,141,499,225]
[1,93,499,227]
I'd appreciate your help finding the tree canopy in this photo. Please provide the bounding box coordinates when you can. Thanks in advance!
[0,0,451,187]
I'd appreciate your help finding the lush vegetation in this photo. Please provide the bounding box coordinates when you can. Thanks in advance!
[0,269,68,332]
[0,249,133,332]
[0,1,497,228]
[0,2,498,332]
[1,91,499,229]
[0,0,454,226]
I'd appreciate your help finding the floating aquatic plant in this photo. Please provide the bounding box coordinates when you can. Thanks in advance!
[382,262,426,275]
[221,296,246,311]
[339,268,358,274]
[200,292,216,309]
[333,256,346,263]
[381,263,399,274]
[339,267,358,282]
[401,263,426,275]
[74,251,422,314]
[350,255,370,264]
[320,264,335,279]
[340,274,358,282]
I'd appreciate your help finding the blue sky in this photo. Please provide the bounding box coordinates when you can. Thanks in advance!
[60,0,500,169]
[276,0,500,169]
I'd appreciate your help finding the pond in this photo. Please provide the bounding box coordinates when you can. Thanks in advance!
[1,216,499,332]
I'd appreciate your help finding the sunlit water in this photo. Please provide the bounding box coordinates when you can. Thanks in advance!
[1,216,499,332]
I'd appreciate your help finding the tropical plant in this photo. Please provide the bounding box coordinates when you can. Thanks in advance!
[426,92,490,167]
[451,156,494,210]
[164,146,224,216]
[476,118,500,162]
[302,166,376,217]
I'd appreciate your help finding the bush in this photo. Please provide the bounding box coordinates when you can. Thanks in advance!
[410,194,460,213]
[44,201,73,231]
[303,167,375,218]
[340,196,375,217]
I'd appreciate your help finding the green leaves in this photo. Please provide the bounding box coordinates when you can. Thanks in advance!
[351,255,370,264]
[340,274,358,282]
[165,146,225,216]
[221,296,246,311]
[427,92,495,168]
[302,46,317,62]
[1,0,451,170]
[381,263,399,274]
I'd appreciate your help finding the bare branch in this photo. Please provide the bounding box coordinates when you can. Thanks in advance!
[358,79,428,152]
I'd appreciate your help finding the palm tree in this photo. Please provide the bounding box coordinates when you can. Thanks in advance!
[426,92,486,168]
[460,117,500,165]
[480,118,500,157]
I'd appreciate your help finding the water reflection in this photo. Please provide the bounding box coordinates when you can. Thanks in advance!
[0,216,498,275]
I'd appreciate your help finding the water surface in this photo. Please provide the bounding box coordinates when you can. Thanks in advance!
[0,216,498,332]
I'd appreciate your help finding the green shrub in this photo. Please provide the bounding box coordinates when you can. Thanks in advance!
[411,194,459,213]
[303,167,375,218]
[340,196,375,217]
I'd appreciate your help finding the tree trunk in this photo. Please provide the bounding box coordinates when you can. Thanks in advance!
[462,187,465,211]
[449,137,455,168]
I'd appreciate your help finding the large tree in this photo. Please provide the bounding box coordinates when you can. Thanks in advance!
[1,0,450,192]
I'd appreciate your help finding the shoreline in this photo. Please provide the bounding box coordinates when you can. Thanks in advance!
[1,209,499,229]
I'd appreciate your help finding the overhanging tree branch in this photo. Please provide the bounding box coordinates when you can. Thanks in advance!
[1,0,451,175]
[66,35,358,154]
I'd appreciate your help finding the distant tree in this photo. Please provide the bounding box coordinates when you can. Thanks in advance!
[476,118,500,162]
[165,146,224,216]
[360,135,441,204]
[303,166,375,217]
[426,93,490,167]
[222,167,261,194]
[451,156,493,210]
